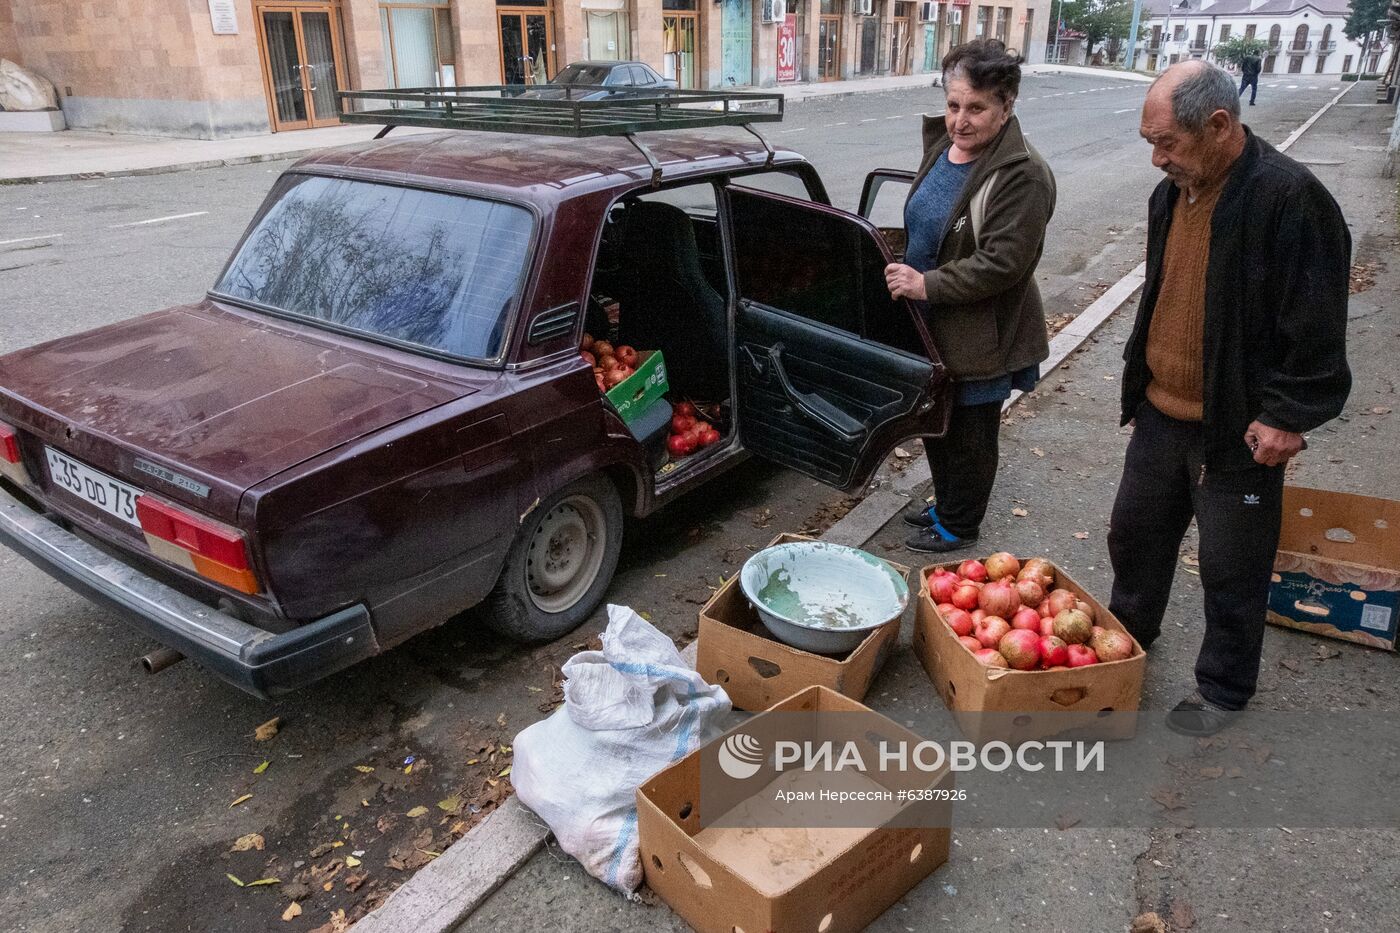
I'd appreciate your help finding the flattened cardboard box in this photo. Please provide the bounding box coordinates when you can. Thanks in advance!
[911,559,1145,743]
[637,686,952,933]
[1268,485,1400,650]
[697,533,906,711]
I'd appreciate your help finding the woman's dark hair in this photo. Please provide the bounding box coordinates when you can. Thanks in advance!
[942,39,1024,103]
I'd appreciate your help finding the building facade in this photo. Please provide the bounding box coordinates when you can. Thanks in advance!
[1130,0,1389,76]
[0,0,1048,138]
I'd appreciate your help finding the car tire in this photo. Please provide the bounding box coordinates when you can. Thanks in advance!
[481,474,624,643]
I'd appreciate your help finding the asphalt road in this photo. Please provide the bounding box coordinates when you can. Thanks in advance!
[0,73,1359,933]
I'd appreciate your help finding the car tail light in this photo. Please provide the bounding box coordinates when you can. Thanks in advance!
[0,423,18,464]
[0,422,31,486]
[136,494,260,594]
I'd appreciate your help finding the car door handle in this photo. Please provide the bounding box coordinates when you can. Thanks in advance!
[767,343,866,443]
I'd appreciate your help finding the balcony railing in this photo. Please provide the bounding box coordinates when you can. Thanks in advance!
[1317,40,1337,53]
[1188,40,1209,51]
[1287,41,1313,54]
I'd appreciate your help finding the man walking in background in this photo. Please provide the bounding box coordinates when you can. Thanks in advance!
[1110,61,1351,736]
[1239,51,1262,105]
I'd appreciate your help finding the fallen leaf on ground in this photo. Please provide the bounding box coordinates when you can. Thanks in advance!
[344,871,368,892]
[1370,406,1392,415]
[282,902,302,921]
[437,796,461,813]
[1226,766,1244,779]
[1054,813,1081,830]
[1314,644,1342,661]
[1150,787,1187,810]
[231,833,265,852]
[498,766,512,777]
[229,794,253,809]
[227,873,246,887]
[1031,447,1045,457]
[309,843,337,858]
[1180,553,1199,567]
[1279,658,1302,672]
[1131,912,1167,933]
[1072,531,1089,540]
[253,760,270,775]
[1198,767,1224,779]
[406,806,429,818]
[254,718,280,742]
[246,878,281,887]
[894,447,913,459]
[1170,900,1197,929]
[353,765,375,774]
[1012,507,1029,518]
[344,855,361,868]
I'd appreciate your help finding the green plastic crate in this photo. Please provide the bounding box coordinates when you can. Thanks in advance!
[606,350,669,426]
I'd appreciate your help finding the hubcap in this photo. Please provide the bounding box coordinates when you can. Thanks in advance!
[525,495,607,614]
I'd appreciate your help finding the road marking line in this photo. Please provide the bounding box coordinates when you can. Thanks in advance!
[1278,81,1353,152]
[831,121,849,126]
[885,114,905,119]
[1287,84,1299,89]
[108,211,208,228]
[0,233,62,246]
[860,118,878,122]
[1114,108,1136,114]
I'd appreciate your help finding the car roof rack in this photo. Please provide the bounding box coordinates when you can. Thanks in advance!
[337,85,784,187]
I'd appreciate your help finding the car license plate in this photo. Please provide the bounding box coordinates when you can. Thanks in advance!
[45,447,142,528]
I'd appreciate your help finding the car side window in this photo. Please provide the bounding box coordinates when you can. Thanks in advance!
[728,170,816,202]
[629,66,651,85]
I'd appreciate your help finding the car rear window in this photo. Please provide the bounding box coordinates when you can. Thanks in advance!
[556,64,611,84]
[215,175,532,361]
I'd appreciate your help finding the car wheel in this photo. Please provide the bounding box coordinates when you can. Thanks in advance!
[482,474,623,643]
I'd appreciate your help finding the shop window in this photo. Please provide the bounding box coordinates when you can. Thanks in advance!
[380,2,457,88]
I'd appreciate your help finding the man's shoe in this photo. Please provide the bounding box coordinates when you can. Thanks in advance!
[1249,100,1256,105]
[1165,695,1239,737]
[902,498,937,528]
[905,524,978,553]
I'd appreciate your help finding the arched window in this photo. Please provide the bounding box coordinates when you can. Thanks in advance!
[1293,25,1308,51]
[1269,24,1281,46]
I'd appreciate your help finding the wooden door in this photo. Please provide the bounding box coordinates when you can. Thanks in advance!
[255,3,348,132]
[499,9,555,85]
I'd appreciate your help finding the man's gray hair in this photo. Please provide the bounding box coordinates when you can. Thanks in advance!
[1162,62,1241,132]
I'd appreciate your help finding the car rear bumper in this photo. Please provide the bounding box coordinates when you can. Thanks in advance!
[0,485,379,699]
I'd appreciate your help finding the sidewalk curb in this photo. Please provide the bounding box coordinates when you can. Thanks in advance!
[349,797,549,933]
[0,146,351,186]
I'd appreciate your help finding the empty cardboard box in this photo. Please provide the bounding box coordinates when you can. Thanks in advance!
[637,686,952,933]
[912,559,1145,742]
[696,534,905,711]
[1268,485,1400,650]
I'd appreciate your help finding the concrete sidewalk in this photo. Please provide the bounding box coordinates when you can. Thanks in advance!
[0,65,1143,185]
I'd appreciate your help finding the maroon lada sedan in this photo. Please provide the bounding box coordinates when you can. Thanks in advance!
[0,126,947,697]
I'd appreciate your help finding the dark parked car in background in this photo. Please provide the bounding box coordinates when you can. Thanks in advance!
[521,60,676,99]
[0,109,948,698]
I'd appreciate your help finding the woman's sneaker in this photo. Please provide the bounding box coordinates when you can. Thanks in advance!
[902,498,938,528]
[904,523,979,553]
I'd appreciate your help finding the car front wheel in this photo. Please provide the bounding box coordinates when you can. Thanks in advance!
[481,474,623,642]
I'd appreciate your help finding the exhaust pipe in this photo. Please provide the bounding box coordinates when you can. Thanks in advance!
[140,647,185,674]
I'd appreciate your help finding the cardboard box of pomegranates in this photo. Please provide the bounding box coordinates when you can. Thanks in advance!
[637,686,952,933]
[696,534,907,712]
[911,553,1146,742]
[1267,485,1400,651]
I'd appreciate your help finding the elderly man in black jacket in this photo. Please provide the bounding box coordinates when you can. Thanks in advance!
[1110,60,1351,736]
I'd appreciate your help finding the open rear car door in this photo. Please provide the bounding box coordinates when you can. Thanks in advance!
[724,186,951,492]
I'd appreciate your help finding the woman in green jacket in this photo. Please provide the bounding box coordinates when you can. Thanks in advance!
[885,39,1057,553]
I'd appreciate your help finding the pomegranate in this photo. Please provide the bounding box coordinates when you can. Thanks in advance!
[1065,644,1099,667]
[929,572,959,605]
[614,345,639,368]
[984,551,1021,580]
[997,629,1042,670]
[951,584,980,611]
[1053,608,1094,645]
[1046,589,1079,617]
[1011,607,1042,631]
[958,559,989,583]
[970,609,987,625]
[978,579,1021,618]
[1046,665,1070,671]
[1039,616,1056,637]
[975,616,1011,649]
[937,602,956,614]
[1018,558,1056,589]
[957,635,983,653]
[974,648,1010,669]
[944,608,974,637]
[581,333,595,351]
[591,340,614,358]
[1039,635,1069,667]
[580,350,596,367]
[1037,598,1052,618]
[1089,628,1135,662]
[1075,600,1096,622]
[1015,578,1046,608]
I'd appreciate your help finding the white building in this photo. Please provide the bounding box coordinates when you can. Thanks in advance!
[1131,0,1389,76]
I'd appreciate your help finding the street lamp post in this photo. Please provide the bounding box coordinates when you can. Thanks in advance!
[1054,0,1065,63]
[1126,0,1144,69]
